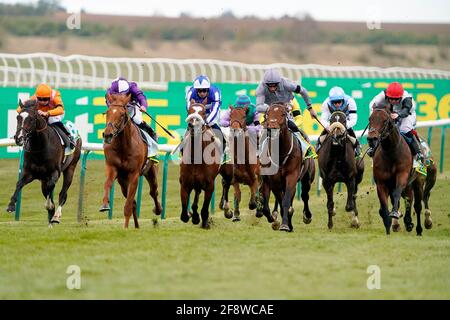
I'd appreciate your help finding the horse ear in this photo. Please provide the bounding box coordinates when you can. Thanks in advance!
[106,92,112,104]
[19,99,24,108]
[229,104,234,110]
[190,99,195,106]
[124,93,131,106]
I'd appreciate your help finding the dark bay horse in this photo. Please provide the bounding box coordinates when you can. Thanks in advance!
[317,111,364,230]
[223,105,260,222]
[101,93,162,228]
[367,107,428,235]
[179,101,221,229]
[7,99,81,225]
[259,103,314,232]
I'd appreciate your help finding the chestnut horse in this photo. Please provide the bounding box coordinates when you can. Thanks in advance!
[7,99,82,225]
[100,93,162,228]
[367,107,431,235]
[259,103,314,232]
[179,101,221,229]
[317,111,364,230]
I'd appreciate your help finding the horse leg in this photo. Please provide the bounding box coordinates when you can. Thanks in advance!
[220,170,232,219]
[42,172,59,224]
[413,180,424,236]
[180,184,192,223]
[423,168,436,229]
[100,165,117,212]
[324,180,335,230]
[49,166,73,224]
[345,179,360,228]
[144,164,162,216]
[122,173,139,229]
[402,186,414,232]
[280,176,297,232]
[200,184,214,229]
[301,174,313,225]
[376,183,392,235]
[191,189,201,225]
[390,173,409,219]
[248,177,258,211]
[6,173,34,213]
[232,182,241,222]
[260,177,275,223]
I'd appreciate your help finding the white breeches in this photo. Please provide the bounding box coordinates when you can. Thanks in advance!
[127,104,143,125]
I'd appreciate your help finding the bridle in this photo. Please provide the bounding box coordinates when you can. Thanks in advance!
[18,109,48,152]
[368,108,393,142]
[106,104,130,139]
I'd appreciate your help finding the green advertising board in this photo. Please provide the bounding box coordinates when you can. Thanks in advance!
[1,78,448,158]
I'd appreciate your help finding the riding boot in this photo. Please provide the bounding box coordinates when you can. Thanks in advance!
[51,122,75,149]
[354,139,362,158]
[367,147,375,157]
[138,121,158,142]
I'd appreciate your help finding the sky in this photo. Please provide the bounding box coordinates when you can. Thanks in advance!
[2,0,450,23]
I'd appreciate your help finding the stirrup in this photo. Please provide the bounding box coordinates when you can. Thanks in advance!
[304,147,317,160]
[415,165,427,176]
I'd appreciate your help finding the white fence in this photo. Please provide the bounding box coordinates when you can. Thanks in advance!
[1,53,450,90]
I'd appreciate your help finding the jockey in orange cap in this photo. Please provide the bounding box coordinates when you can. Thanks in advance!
[17,83,75,150]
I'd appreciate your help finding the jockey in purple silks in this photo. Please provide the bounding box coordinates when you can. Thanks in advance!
[106,76,157,142]
[220,95,262,137]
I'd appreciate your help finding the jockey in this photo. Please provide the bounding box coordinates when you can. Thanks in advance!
[316,86,361,157]
[106,77,157,142]
[220,95,262,136]
[368,82,426,174]
[16,83,75,151]
[185,75,225,154]
[255,68,317,159]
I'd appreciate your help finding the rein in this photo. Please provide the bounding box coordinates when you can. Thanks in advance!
[107,104,130,138]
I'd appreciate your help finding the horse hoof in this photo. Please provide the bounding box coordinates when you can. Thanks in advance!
[392,223,401,232]
[272,211,278,219]
[249,202,257,210]
[271,220,280,230]
[351,217,360,229]
[201,222,210,230]
[328,222,333,230]
[99,205,110,212]
[6,205,15,213]
[224,208,233,219]
[232,216,241,222]
[51,218,60,224]
[192,215,200,225]
[303,215,312,224]
[279,224,290,232]
[255,210,263,218]
[405,223,414,232]
[424,210,432,229]
[153,205,162,216]
[180,214,190,223]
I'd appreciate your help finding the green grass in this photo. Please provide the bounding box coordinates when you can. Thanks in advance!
[0,129,449,299]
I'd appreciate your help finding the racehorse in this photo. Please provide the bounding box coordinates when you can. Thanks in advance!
[259,102,314,232]
[367,107,431,235]
[100,93,162,228]
[7,99,82,225]
[179,100,221,229]
[317,111,364,230]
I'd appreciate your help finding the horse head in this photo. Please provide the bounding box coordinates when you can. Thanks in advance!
[103,93,131,144]
[15,99,44,146]
[229,105,248,138]
[367,107,394,152]
[329,111,347,146]
[265,103,288,140]
[186,99,207,136]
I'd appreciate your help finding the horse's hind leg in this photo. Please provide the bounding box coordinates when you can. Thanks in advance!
[191,190,201,225]
[324,180,335,230]
[6,173,34,213]
[200,184,215,229]
[42,172,59,224]
[345,179,359,229]
[423,166,436,229]
[413,180,424,236]
[100,165,117,212]
[121,173,139,229]
[232,182,241,222]
[402,186,414,232]
[52,165,77,224]
[301,174,313,225]
[144,164,162,216]
[220,166,232,219]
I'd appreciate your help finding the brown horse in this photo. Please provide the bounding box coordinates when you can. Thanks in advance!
[100,93,162,228]
[317,111,364,230]
[179,101,221,229]
[367,107,429,235]
[7,99,81,225]
[259,103,314,232]
[222,105,260,222]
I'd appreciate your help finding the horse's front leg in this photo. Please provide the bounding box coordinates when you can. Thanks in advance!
[376,183,391,235]
[100,165,117,212]
[7,172,34,213]
[345,179,359,228]
[402,186,414,232]
[232,182,241,222]
[323,180,335,230]
[259,176,274,223]
[248,175,258,211]
[280,175,297,232]
[123,173,139,229]
[191,189,201,225]
[200,183,215,229]
[180,183,192,223]
[390,173,409,219]
[413,179,424,236]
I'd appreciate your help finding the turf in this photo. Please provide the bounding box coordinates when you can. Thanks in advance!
[0,128,449,299]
